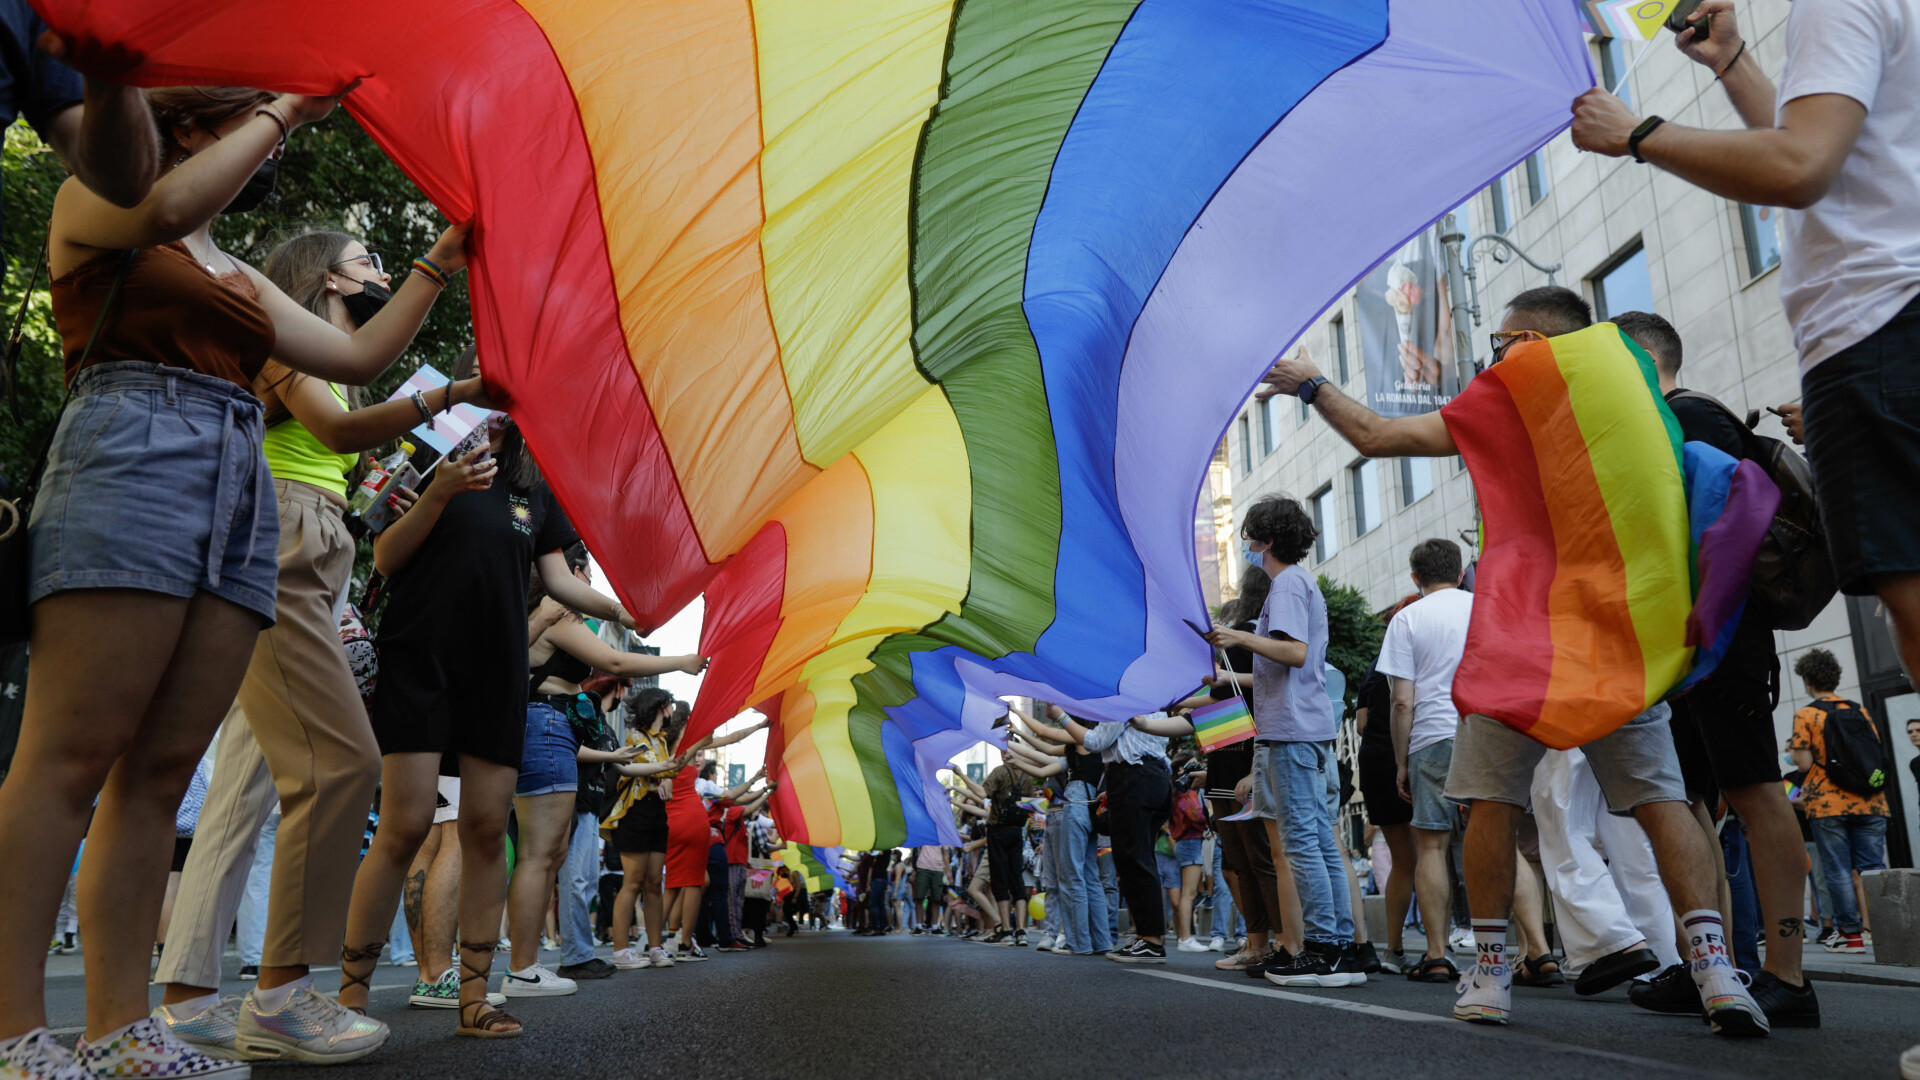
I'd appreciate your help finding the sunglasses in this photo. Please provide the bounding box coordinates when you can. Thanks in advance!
[330,252,386,275]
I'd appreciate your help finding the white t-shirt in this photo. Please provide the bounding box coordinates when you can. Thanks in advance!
[1776,0,1920,372]
[1374,587,1474,756]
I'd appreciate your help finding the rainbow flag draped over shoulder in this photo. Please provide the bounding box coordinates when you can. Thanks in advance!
[1441,325,1777,749]
[50,0,1597,846]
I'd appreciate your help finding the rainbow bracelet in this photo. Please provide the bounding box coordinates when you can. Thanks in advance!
[411,256,449,289]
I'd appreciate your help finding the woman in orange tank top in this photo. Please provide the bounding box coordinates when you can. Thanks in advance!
[0,84,476,1074]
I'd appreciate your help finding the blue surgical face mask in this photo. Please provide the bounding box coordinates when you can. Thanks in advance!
[1243,540,1264,569]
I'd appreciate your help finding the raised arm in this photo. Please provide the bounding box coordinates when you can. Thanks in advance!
[35,28,159,209]
[370,447,495,576]
[1206,626,1307,667]
[1259,348,1457,457]
[723,766,768,803]
[1130,713,1193,737]
[275,370,490,455]
[1011,757,1064,779]
[535,550,637,630]
[540,618,707,680]
[706,719,773,751]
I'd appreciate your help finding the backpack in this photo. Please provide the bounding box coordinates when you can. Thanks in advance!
[1168,787,1206,838]
[1669,391,1835,630]
[1810,698,1889,797]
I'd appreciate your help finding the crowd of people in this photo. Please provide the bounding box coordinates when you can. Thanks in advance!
[0,0,1914,1076]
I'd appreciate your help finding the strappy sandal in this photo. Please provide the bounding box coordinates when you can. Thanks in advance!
[454,940,522,1039]
[1407,954,1459,983]
[338,941,385,1015]
[1514,953,1565,987]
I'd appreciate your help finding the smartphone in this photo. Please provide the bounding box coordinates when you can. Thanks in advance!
[447,422,491,467]
[1665,0,1710,38]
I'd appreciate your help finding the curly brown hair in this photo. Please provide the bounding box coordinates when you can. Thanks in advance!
[1793,648,1842,694]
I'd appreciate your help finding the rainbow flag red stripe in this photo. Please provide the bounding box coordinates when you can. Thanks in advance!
[1190,696,1255,753]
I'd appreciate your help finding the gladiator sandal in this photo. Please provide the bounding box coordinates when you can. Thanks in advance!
[454,940,522,1039]
[338,942,385,1015]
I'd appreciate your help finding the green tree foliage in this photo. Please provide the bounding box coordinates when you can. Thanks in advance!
[2,111,471,486]
[1318,574,1384,715]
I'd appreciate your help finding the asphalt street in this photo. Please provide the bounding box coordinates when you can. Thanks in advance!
[39,932,1920,1080]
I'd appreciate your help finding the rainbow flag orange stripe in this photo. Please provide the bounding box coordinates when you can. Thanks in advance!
[1440,324,1693,749]
[1190,696,1255,753]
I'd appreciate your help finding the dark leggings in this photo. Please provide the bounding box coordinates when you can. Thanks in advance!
[1210,802,1282,937]
[1107,762,1171,939]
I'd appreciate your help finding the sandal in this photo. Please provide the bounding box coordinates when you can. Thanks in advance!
[338,941,385,1015]
[1407,955,1459,983]
[1514,953,1565,987]
[454,940,522,1039]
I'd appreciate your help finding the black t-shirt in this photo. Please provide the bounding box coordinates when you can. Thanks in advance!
[1664,389,1778,685]
[0,3,82,237]
[1204,618,1258,800]
[1066,745,1104,788]
[1356,666,1392,752]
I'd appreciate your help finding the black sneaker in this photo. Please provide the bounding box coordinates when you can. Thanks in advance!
[238,965,259,980]
[1353,941,1383,975]
[1814,926,1838,948]
[1330,944,1370,986]
[1264,948,1340,987]
[1106,939,1166,964]
[1246,948,1292,979]
[1013,930,1027,947]
[1629,964,1704,1016]
[558,958,616,980]
[982,930,1012,946]
[1747,971,1820,1028]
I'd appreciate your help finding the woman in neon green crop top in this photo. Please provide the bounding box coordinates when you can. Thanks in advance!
[151,229,488,1029]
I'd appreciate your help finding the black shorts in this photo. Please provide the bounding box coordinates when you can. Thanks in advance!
[368,628,527,770]
[170,835,194,873]
[1668,670,1781,804]
[1358,741,1412,828]
[1801,292,1920,596]
[986,824,1027,902]
[612,792,669,855]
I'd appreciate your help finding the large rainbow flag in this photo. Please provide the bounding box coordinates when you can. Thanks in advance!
[1441,325,1778,749]
[45,0,1598,845]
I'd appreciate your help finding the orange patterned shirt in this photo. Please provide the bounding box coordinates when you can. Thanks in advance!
[1789,695,1891,819]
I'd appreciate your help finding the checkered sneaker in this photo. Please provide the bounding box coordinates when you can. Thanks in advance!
[0,1027,91,1080]
[75,1017,250,1078]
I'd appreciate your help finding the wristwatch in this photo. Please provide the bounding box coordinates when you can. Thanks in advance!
[1629,115,1666,164]
[1298,375,1329,404]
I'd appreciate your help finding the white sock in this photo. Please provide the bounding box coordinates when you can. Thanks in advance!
[249,975,310,1014]
[1682,910,1734,980]
[1472,920,1511,978]
[165,993,219,1018]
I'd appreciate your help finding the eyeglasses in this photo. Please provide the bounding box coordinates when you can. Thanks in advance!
[330,252,385,275]
[1489,330,1531,362]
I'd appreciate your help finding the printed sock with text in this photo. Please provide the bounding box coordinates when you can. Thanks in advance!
[1472,919,1510,975]
[1682,910,1735,980]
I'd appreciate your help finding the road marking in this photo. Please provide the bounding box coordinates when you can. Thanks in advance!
[1130,970,1755,1079]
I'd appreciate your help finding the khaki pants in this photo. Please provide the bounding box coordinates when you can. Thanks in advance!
[155,480,380,981]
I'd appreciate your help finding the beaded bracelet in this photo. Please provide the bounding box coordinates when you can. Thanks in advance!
[409,390,433,425]
[254,104,291,141]
[411,256,450,289]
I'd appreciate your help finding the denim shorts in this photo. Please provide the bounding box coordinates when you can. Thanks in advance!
[1173,836,1204,867]
[516,702,580,797]
[28,362,276,624]
[1407,737,1456,831]
[1155,851,1183,890]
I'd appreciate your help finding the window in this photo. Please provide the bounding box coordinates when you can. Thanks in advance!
[1350,459,1382,537]
[1258,397,1276,457]
[1525,151,1550,206]
[1591,242,1654,322]
[1310,485,1339,563]
[1597,37,1632,108]
[1330,313,1350,382]
[1740,204,1782,278]
[1237,415,1251,475]
[1489,174,1511,234]
[1400,456,1433,506]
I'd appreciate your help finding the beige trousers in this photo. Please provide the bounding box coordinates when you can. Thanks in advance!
[154,480,379,981]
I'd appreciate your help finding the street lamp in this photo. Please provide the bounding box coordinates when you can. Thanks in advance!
[1438,224,1563,379]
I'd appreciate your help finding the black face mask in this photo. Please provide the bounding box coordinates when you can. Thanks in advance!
[341,279,392,328]
[220,155,280,215]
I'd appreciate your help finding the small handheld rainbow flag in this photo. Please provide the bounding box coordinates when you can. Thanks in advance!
[1190,696,1255,753]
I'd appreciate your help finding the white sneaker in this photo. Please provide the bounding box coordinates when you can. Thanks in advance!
[0,1028,91,1080]
[150,997,245,1061]
[1900,1042,1920,1080]
[1034,934,1055,951]
[1048,944,1075,955]
[501,963,578,998]
[1175,937,1211,953]
[1695,965,1769,1037]
[234,986,389,1064]
[647,947,675,968]
[78,1016,253,1077]
[1448,926,1475,955]
[610,948,650,970]
[1453,962,1511,1026]
[1207,936,1226,952]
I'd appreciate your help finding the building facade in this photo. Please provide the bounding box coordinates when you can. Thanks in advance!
[1224,4,1916,863]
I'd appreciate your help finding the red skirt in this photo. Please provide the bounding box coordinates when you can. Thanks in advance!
[664,766,709,889]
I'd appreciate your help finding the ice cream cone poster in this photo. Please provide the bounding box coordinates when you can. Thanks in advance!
[1356,229,1460,417]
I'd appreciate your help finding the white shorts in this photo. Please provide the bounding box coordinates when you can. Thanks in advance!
[433,776,461,824]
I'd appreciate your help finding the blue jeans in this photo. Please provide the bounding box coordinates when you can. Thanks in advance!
[1810,814,1888,933]
[1209,835,1243,940]
[559,811,600,966]
[1056,782,1113,954]
[869,880,890,932]
[1098,847,1120,940]
[1263,741,1354,945]
[1721,814,1761,972]
[236,809,278,966]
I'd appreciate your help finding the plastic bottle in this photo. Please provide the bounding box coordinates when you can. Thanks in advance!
[348,441,414,517]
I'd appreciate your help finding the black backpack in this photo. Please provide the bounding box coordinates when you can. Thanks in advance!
[1810,698,1889,797]
[574,707,619,819]
[1669,392,1835,631]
